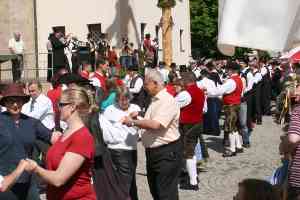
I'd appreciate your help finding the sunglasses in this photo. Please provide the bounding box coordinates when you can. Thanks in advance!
[58,102,72,108]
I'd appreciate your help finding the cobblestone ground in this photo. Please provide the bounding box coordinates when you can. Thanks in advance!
[136,116,282,200]
[41,116,282,200]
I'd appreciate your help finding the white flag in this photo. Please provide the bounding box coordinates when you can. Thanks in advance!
[218,0,300,56]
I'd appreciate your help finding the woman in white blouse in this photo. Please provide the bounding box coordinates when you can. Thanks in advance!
[100,86,140,200]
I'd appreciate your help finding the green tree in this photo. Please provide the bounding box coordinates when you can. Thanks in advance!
[190,0,219,58]
[190,0,251,59]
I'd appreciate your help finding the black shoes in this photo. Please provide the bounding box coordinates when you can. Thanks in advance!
[180,182,199,191]
[223,148,244,157]
[236,148,244,153]
[243,143,251,148]
[222,150,237,157]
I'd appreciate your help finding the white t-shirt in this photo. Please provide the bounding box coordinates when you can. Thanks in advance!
[8,38,24,54]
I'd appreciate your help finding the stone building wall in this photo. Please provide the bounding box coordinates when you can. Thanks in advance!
[0,0,36,81]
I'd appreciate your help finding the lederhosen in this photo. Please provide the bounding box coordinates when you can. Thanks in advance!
[223,76,243,134]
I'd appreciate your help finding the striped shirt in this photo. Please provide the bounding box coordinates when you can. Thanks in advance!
[288,105,300,187]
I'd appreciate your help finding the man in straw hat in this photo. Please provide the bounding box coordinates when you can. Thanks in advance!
[0,83,61,200]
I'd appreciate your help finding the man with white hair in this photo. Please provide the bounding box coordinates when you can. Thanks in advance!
[123,68,182,200]
[8,32,24,82]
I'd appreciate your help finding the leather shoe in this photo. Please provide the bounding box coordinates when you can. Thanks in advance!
[222,150,236,157]
[180,182,199,191]
[236,148,244,153]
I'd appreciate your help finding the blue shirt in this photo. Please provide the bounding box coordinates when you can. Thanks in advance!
[0,112,52,183]
[101,91,116,111]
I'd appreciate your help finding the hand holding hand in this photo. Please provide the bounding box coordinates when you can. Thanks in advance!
[24,159,38,173]
[129,111,139,119]
[121,116,133,127]
[18,159,28,170]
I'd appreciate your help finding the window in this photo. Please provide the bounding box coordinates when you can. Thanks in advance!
[52,26,65,35]
[141,23,147,42]
[87,23,102,42]
[180,29,185,52]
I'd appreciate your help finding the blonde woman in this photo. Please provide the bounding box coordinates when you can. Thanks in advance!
[26,88,96,200]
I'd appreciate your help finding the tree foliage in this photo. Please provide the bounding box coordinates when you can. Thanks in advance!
[157,0,176,8]
[190,0,251,59]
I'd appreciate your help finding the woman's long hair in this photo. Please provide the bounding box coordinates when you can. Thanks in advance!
[61,86,99,126]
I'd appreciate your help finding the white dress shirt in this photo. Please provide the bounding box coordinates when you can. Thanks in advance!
[175,91,192,108]
[102,104,141,150]
[197,77,218,97]
[253,70,263,84]
[175,90,207,113]
[214,75,238,96]
[125,74,143,94]
[22,94,55,130]
[241,67,255,93]
[157,67,170,83]
[261,65,268,76]
[192,67,201,79]
[8,38,24,54]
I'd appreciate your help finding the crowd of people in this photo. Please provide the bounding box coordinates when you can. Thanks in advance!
[4,30,300,200]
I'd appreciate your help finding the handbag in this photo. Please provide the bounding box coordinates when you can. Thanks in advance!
[88,112,130,200]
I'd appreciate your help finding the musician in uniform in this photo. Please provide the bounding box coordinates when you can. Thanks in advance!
[87,33,96,71]
[240,61,255,148]
[49,31,68,75]
[214,62,244,157]
[260,60,272,115]
[250,58,263,125]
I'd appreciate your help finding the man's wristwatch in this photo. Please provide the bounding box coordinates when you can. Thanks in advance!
[130,121,135,127]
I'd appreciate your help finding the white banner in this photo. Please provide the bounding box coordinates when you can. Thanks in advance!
[218,0,300,56]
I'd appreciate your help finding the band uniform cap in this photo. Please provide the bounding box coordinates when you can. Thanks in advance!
[127,65,139,71]
[0,83,30,106]
[226,61,241,71]
[58,73,91,85]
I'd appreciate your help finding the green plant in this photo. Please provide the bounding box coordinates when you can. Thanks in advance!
[157,0,176,8]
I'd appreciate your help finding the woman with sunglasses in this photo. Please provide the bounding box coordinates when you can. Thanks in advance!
[26,87,96,200]
[0,83,60,200]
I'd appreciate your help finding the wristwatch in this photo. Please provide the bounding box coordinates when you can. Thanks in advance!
[130,121,135,127]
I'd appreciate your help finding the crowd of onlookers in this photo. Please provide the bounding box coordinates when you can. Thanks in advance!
[5,30,300,200]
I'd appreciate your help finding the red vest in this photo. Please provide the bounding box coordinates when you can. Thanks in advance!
[180,83,205,124]
[93,72,107,92]
[223,75,243,105]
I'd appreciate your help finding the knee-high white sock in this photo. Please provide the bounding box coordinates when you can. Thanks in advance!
[229,133,236,152]
[186,156,198,185]
[234,132,242,149]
